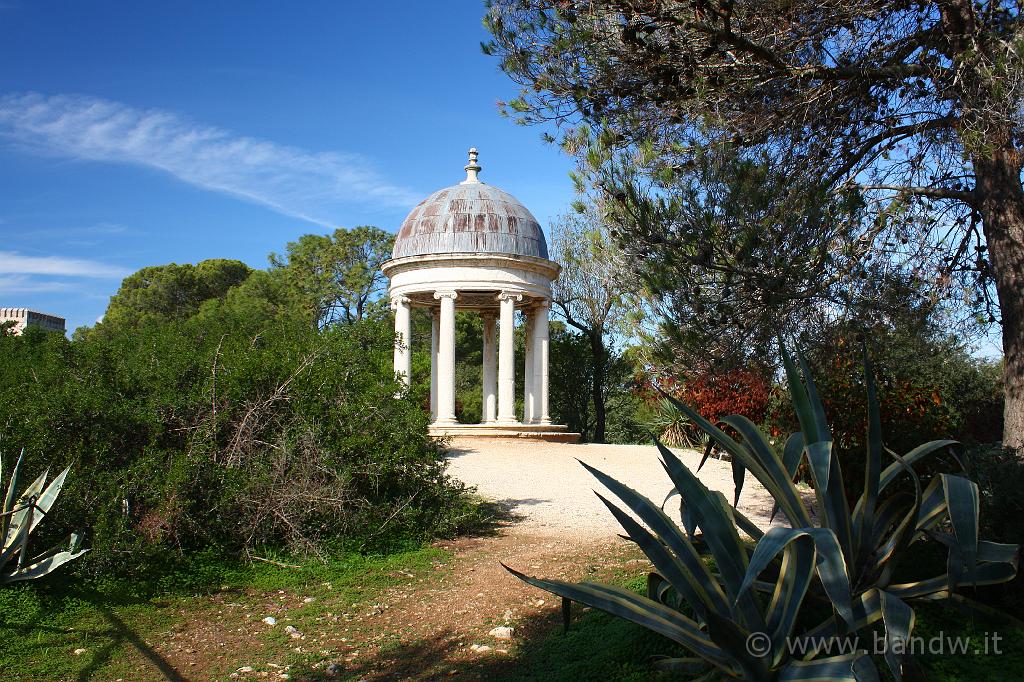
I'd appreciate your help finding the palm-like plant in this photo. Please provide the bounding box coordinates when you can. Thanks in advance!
[2,450,87,584]
[505,343,1019,680]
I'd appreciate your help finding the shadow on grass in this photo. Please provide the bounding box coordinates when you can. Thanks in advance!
[0,580,187,682]
[289,601,685,681]
[74,601,186,682]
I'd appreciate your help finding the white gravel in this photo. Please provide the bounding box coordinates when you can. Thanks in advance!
[446,439,777,540]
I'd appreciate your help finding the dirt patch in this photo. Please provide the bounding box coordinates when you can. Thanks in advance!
[87,441,766,680]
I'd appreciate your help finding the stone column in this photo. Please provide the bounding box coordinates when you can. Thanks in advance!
[481,312,498,423]
[496,291,521,423]
[429,308,439,421]
[434,290,458,424]
[533,298,552,424]
[390,294,411,387]
[523,308,535,423]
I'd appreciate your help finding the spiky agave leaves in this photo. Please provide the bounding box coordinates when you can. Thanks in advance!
[663,340,1019,680]
[503,445,870,680]
[0,450,87,585]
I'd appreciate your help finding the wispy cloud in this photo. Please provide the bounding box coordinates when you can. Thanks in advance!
[0,275,79,295]
[0,92,419,227]
[0,251,128,278]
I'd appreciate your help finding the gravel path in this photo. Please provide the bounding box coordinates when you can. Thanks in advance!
[446,438,777,540]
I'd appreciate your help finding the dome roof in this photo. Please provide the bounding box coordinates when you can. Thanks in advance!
[391,149,549,260]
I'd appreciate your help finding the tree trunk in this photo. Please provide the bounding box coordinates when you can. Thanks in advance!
[590,330,607,443]
[974,151,1024,450]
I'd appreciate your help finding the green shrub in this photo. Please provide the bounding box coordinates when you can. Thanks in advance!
[0,305,474,577]
[766,324,1005,498]
[506,343,1019,680]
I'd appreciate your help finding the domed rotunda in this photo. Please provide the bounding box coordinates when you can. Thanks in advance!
[382,149,577,441]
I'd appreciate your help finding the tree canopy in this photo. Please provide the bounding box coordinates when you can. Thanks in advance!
[485,0,1024,447]
[100,259,252,330]
[270,226,393,328]
[550,198,632,441]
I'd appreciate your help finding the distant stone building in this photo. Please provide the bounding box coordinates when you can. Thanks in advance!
[0,308,66,335]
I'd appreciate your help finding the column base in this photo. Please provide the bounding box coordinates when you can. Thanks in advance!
[432,417,460,427]
[429,422,580,443]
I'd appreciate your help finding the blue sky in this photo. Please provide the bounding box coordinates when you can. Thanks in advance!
[0,2,576,332]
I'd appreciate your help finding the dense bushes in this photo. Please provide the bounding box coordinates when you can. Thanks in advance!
[0,300,474,576]
[645,366,772,447]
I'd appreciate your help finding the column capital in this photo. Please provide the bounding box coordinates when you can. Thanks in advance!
[433,290,459,301]
[531,296,551,310]
[497,291,523,303]
[389,294,411,310]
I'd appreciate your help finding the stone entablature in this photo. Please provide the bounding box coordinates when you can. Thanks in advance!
[0,308,66,335]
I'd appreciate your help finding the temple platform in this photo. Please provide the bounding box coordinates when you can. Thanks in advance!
[428,422,581,443]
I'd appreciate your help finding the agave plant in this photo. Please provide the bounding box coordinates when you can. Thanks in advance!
[505,343,1019,680]
[2,450,87,584]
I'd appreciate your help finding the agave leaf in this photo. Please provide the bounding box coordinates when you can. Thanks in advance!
[658,392,780,503]
[869,494,909,545]
[779,652,873,681]
[796,349,833,443]
[595,491,726,620]
[5,467,48,548]
[976,539,1021,565]
[647,572,682,610]
[24,532,85,566]
[911,477,948,538]
[0,450,19,543]
[739,527,855,654]
[782,432,805,479]
[661,488,698,541]
[704,608,771,680]
[653,443,757,611]
[855,343,883,566]
[878,590,914,681]
[874,452,923,571]
[947,592,1024,629]
[780,341,821,445]
[805,441,854,565]
[886,538,1017,599]
[577,460,728,612]
[745,530,815,667]
[15,502,33,570]
[650,656,709,674]
[655,444,769,635]
[806,440,833,496]
[730,455,746,508]
[800,588,885,646]
[0,521,27,569]
[771,432,806,524]
[877,440,960,492]
[721,415,812,528]
[942,474,980,586]
[502,563,736,672]
[29,467,69,534]
[0,547,88,584]
[731,504,766,542]
[697,438,715,472]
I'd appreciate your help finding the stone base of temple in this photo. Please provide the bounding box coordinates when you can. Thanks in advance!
[428,422,581,443]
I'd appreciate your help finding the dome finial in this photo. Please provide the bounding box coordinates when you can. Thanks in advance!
[461,147,482,184]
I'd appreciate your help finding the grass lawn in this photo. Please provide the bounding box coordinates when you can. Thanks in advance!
[2,544,1021,681]
[0,547,451,681]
